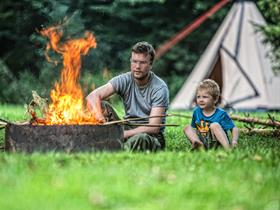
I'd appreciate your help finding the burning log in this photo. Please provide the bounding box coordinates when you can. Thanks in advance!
[5,123,123,153]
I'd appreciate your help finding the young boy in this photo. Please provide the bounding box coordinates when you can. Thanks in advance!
[184,79,238,150]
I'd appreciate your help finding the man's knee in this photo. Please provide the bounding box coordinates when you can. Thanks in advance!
[101,100,119,121]
[125,133,161,152]
[133,133,149,140]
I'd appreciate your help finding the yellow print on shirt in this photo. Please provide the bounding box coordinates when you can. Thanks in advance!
[195,120,210,137]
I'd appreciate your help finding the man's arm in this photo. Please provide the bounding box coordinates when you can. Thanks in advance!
[124,106,166,139]
[86,83,115,122]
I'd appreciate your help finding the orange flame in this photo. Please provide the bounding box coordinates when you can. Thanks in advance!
[40,25,98,125]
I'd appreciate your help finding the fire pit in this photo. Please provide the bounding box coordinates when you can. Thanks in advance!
[5,123,123,153]
[2,22,126,153]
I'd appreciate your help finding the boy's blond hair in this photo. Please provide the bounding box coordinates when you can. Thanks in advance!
[196,79,220,102]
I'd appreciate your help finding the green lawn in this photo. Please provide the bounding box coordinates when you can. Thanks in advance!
[0,104,279,210]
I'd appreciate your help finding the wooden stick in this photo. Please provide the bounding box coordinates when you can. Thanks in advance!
[0,118,10,124]
[0,120,30,126]
[0,126,6,130]
[125,123,179,127]
[0,121,7,126]
[104,113,191,125]
[13,121,31,125]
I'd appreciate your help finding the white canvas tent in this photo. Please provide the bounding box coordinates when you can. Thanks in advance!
[171,1,280,110]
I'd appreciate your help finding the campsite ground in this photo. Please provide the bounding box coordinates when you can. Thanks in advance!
[0,104,279,210]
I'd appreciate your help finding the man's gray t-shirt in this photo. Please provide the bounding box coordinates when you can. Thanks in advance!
[109,72,169,130]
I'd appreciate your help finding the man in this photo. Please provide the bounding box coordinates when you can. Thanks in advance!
[86,41,169,151]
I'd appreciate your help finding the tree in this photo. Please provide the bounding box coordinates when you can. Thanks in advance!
[257,0,280,73]
[1,0,279,104]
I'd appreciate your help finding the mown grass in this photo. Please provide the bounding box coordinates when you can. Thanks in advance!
[0,104,279,210]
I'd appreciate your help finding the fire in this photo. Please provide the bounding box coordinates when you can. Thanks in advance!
[39,25,99,125]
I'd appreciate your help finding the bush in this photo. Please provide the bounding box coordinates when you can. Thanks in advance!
[0,60,15,103]
[0,62,58,104]
[0,60,122,105]
[162,74,185,101]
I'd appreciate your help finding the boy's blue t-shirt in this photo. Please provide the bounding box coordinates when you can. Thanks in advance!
[191,107,235,133]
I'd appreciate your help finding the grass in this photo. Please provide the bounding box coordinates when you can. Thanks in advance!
[0,104,280,210]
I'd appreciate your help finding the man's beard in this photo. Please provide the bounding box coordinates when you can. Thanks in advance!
[133,71,150,81]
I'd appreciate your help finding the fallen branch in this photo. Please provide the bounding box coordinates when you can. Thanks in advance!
[230,115,280,129]
[239,128,280,137]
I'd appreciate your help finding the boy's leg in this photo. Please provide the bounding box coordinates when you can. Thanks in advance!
[209,123,230,150]
[184,125,204,149]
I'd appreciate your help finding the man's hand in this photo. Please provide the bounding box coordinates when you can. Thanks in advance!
[86,83,115,123]
[94,112,106,123]
[87,97,105,123]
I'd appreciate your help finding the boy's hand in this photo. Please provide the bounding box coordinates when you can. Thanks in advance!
[191,140,203,150]
[232,140,238,148]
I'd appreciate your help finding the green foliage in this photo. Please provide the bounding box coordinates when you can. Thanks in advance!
[0,0,231,104]
[0,105,280,210]
[257,0,280,73]
[162,74,185,101]
[0,60,15,103]
[0,0,279,104]
[0,62,59,104]
[0,150,279,210]
[80,69,119,97]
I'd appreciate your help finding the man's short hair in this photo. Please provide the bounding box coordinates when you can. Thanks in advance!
[132,41,155,65]
[197,79,220,102]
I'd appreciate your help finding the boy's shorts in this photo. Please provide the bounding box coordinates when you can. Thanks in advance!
[196,130,219,150]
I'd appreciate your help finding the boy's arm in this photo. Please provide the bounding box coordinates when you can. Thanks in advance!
[231,127,239,147]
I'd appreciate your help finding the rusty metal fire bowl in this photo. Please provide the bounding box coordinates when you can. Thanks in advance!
[5,124,123,153]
